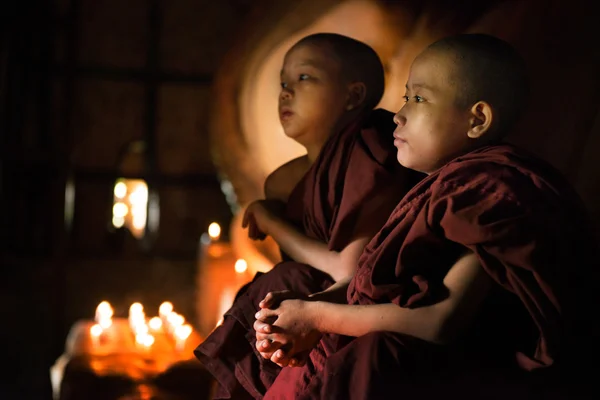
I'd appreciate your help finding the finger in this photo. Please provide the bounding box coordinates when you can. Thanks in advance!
[256,339,282,358]
[242,207,251,228]
[271,349,292,367]
[259,292,275,309]
[254,320,274,334]
[255,309,277,322]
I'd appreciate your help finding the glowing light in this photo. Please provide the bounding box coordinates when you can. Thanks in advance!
[95,301,113,329]
[98,318,113,329]
[111,179,150,239]
[129,303,144,315]
[95,301,113,319]
[129,185,148,204]
[149,317,162,330]
[174,324,192,340]
[167,312,185,327]
[90,324,103,337]
[234,259,248,274]
[159,302,173,317]
[208,222,221,240]
[114,182,127,199]
[113,202,129,218]
[112,215,125,228]
[136,333,155,348]
[132,213,146,230]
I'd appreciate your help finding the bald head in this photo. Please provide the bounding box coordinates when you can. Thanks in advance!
[426,33,529,137]
[292,33,385,110]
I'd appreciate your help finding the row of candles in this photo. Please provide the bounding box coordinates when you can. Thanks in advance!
[91,300,193,351]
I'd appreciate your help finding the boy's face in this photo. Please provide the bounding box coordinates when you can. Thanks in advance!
[393,50,472,174]
[279,43,349,143]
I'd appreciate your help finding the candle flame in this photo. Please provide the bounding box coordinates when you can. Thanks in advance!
[90,324,103,337]
[98,318,113,329]
[96,301,113,317]
[175,324,193,340]
[167,312,185,327]
[208,222,221,240]
[234,259,248,274]
[149,317,162,330]
[136,333,155,347]
[129,302,144,315]
[159,301,173,316]
[114,182,127,199]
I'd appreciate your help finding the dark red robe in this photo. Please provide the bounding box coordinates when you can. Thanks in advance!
[264,144,599,399]
[194,109,423,399]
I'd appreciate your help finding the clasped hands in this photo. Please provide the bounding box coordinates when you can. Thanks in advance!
[253,290,322,368]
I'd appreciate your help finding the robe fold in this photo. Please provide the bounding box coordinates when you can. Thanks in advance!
[194,109,423,399]
[265,144,599,399]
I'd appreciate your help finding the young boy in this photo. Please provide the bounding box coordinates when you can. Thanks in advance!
[254,33,599,399]
[195,33,423,399]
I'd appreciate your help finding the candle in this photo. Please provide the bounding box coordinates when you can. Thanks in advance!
[166,312,185,335]
[174,324,192,351]
[159,301,173,320]
[234,259,248,274]
[208,222,221,241]
[149,316,162,331]
[90,324,103,347]
[129,302,146,334]
[135,332,155,351]
[95,301,113,329]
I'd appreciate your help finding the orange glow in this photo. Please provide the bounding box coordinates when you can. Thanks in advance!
[234,259,248,274]
[112,178,149,239]
[208,222,221,240]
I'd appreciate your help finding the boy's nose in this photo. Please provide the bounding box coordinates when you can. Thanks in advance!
[280,87,293,101]
[393,109,406,127]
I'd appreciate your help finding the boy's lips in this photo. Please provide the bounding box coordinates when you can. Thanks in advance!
[279,107,294,120]
[393,131,407,145]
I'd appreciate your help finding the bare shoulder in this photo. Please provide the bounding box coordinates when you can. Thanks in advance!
[264,155,310,202]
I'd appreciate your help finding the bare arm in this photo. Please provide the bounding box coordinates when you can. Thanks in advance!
[311,252,490,343]
[256,252,491,346]
[266,217,368,281]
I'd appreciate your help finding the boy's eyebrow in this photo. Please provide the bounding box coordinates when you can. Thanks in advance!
[405,83,435,92]
[281,60,323,76]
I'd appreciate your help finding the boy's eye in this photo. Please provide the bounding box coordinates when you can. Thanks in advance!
[414,95,424,103]
[402,95,409,103]
[299,74,310,81]
[281,82,288,89]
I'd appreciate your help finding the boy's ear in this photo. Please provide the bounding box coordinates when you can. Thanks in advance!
[346,82,367,111]
[467,101,493,139]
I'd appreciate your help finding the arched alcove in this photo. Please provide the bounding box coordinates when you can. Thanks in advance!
[209,0,600,270]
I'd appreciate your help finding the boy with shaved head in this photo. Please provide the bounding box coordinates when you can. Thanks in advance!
[254,33,599,399]
[195,33,423,399]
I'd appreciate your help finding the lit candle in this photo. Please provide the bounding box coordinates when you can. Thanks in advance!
[234,259,248,274]
[129,302,146,334]
[208,222,221,241]
[90,323,103,347]
[159,301,173,319]
[166,312,185,335]
[174,324,192,351]
[95,301,114,329]
[135,332,155,351]
[149,316,162,331]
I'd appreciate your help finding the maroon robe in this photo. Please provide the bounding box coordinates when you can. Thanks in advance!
[265,144,599,399]
[194,109,423,399]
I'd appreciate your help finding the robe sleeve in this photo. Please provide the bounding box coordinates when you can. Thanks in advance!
[426,165,576,369]
[327,109,423,252]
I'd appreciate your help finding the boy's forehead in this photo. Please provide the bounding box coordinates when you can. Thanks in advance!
[283,43,339,70]
[407,50,455,90]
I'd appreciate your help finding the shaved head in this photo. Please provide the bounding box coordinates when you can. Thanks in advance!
[292,33,385,110]
[426,33,529,137]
